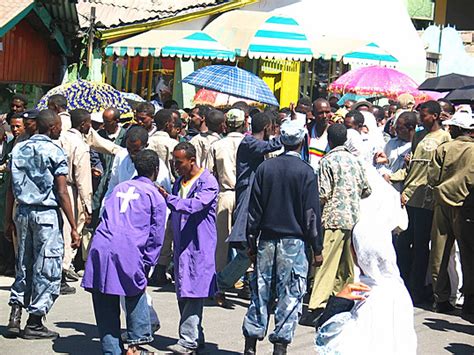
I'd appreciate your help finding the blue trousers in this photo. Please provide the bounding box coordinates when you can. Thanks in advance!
[177,298,204,350]
[243,238,308,344]
[92,291,152,355]
[9,206,63,316]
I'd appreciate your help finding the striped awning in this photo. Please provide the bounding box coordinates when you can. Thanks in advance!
[343,43,398,67]
[104,29,235,60]
[204,10,314,61]
[161,32,235,60]
[246,15,313,61]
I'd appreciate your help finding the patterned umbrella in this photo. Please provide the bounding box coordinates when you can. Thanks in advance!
[193,88,258,107]
[37,80,132,114]
[183,65,279,106]
[328,66,421,100]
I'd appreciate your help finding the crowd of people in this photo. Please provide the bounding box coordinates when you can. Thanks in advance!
[0,89,472,355]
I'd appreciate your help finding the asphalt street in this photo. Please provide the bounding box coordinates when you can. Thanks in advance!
[0,276,472,354]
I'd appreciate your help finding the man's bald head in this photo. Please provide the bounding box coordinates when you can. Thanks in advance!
[103,107,121,134]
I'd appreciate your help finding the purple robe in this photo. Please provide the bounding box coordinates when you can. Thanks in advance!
[82,176,167,296]
[166,169,218,299]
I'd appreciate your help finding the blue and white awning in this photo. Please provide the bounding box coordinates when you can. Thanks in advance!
[247,16,313,61]
[204,11,314,62]
[161,32,235,60]
[105,30,235,61]
[343,43,398,67]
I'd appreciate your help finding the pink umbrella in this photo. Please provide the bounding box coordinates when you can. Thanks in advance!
[329,66,422,100]
[193,88,258,107]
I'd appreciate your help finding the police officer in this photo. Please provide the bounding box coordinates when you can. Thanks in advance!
[5,109,80,339]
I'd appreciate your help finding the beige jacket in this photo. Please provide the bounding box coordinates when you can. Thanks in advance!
[148,131,178,181]
[205,132,244,192]
[58,128,93,213]
[190,131,221,167]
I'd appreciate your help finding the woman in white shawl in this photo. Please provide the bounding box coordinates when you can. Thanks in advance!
[315,165,416,355]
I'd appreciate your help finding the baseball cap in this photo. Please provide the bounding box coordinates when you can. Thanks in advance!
[442,110,474,130]
[226,108,245,127]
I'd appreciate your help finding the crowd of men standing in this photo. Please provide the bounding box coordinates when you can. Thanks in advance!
[0,90,472,355]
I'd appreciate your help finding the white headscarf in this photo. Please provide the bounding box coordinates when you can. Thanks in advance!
[315,166,416,355]
[360,111,386,164]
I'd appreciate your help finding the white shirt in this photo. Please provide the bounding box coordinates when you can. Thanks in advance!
[105,148,172,200]
[376,137,411,192]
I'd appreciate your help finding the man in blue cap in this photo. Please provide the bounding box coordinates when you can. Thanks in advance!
[242,119,323,355]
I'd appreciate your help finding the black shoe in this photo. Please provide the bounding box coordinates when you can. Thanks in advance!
[237,285,251,300]
[64,267,80,282]
[462,297,474,315]
[434,301,456,314]
[23,315,59,339]
[243,337,257,355]
[60,281,76,295]
[273,342,288,355]
[215,292,233,309]
[149,264,171,287]
[5,305,22,338]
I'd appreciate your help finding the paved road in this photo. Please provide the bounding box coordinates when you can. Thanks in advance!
[0,276,472,354]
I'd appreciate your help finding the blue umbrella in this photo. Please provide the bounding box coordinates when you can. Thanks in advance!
[182,65,279,106]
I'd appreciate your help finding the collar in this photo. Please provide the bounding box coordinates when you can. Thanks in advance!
[456,135,474,143]
[285,151,302,159]
[227,132,245,138]
[30,134,53,142]
[133,175,154,185]
[153,130,171,138]
[328,145,351,154]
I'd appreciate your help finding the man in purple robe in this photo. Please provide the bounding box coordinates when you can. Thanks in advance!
[82,149,167,355]
[157,142,218,354]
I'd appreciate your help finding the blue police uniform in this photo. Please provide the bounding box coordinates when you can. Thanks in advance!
[8,134,68,316]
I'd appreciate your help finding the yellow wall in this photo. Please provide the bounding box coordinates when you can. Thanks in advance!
[260,59,300,108]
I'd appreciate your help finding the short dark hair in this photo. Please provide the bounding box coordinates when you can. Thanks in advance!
[70,109,90,129]
[372,105,385,120]
[154,109,174,130]
[174,141,196,159]
[297,96,312,107]
[231,101,250,115]
[105,107,121,120]
[48,94,67,109]
[279,107,291,115]
[206,110,225,132]
[135,102,155,117]
[126,125,149,146]
[251,112,271,134]
[12,94,28,106]
[419,100,441,117]
[134,149,160,178]
[193,105,212,118]
[437,98,455,114]
[327,123,347,147]
[346,110,365,127]
[398,111,418,129]
[37,109,58,134]
[163,99,179,109]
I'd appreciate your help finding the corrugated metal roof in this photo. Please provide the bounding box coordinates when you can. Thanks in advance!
[41,0,80,36]
[76,0,227,29]
[0,1,34,33]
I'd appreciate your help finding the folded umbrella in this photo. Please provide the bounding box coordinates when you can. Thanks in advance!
[418,73,474,92]
[183,65,279,106]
